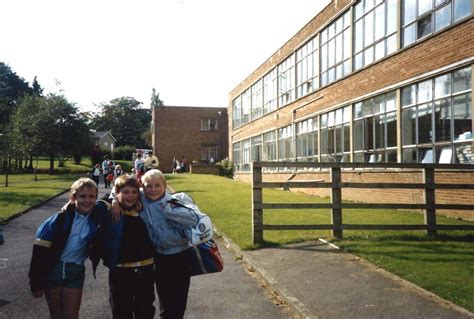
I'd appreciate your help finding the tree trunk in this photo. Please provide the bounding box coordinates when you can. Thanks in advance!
[28,155,33,169]
[49,155,55,175]
[34,156,38,181]
[5,156,10,187]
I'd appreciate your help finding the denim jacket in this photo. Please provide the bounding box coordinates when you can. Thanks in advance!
[140,192,198,255]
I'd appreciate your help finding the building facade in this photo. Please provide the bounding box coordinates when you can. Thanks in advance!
[94,131,117,153]
[152,106,228,173]
[228,0,474,219]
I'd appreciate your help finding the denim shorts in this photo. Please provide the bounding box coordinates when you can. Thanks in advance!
[47,262,85,289]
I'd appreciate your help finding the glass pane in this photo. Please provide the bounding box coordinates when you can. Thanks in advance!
[386,33,398,54]
[386,111,397,147]
[353,120,364,150]
[335,126,343,153]
[402,107,417,145]
[418,0,433,16]
[343,29,351,60]
[354,102,363,119]
[418,79,433,103]
[387,148,398,162]
[453,67,472,93]
[418,103,433,144]
[364,47,374,66]
[434,73,451,98]
[454,143,474,163]
[436,146,452,163]
[365,116,374,149]
[328,39,336,67]
[375,41,385,60]
[374,95,385,113]
[454,0,472,21]
[420,147,434,163]
[375,4,385,40]
[403,147,417,163]
[435,4,451,31]
[403,0,417,25]
[344,124,350,152]
[354,19,364,53]
[336,34,343,63]
[453,93,472,141]
[387,0,398,34]
[375,114,385,148]
[434,98,452,142]
[417,15,432,39]
[365,11,375,47]
[355,1,364,20]
[363,99,374,116]
[402,84,416,106]
[403,23,416,47]
[355,52,364,70]
[386,91,397,112]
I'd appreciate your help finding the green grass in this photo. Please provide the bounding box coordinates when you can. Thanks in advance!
[0,174,83,221]
[0,158,94,221]
[167,173,474,312]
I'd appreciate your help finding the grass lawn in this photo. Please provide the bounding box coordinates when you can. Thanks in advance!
[167,173,474,312]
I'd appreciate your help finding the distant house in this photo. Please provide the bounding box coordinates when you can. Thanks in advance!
[94,131,117,153]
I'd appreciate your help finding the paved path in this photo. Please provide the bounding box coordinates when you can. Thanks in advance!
[0,187,290,319]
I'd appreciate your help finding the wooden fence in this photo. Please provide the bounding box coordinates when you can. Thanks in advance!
[252,161,474,244]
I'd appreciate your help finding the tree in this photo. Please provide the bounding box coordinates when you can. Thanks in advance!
[150,88,164,108]
[11,93,93,175]
[0,62,33,132]
[90,97,151,148]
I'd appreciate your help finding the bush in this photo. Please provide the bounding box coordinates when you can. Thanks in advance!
[73,154,82,164]
[217,158,233,178]
[113,145,135,161]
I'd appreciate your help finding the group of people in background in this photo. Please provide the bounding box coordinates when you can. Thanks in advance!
[29,162,199,318]
[172,155,187,174]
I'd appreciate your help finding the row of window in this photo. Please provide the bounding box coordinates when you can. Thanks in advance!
[232,0,472,129]
[232,67,473,172]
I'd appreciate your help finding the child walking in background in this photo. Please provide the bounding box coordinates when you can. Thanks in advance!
[28,178,109,319]
[91,174,155,318]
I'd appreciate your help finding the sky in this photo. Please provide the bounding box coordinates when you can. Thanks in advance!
[1,0,330,113]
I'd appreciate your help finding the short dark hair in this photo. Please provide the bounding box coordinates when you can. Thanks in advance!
[114,175,140,194]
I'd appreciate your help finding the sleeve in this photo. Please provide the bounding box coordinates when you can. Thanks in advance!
[161,198,199,229]
[28,214,60,293]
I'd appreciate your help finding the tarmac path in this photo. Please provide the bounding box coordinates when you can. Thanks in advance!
[0,186,290,319]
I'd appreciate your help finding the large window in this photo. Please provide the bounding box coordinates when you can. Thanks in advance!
[402,0,472,47]
[354,0,398,71]
[296,117,319,161]
[251,135,263,163]
[320,10,351,87]
[278,125,294,162]
[401,67,472,163]
[263,131,277,172]
[263,69,278,115]
[354,91,398,162]
[251,79,263,120]
[320,106,351,162]
[278,55,296,107]
[232,142,241,172]
[232,96,241,129]
[242,139,251,172]
[296,37,319,99]
[241,89,251,125]
[201,145,218,161]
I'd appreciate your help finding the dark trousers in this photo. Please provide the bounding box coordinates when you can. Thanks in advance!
[104,174,110,188]
[154,249,192,319]
[109,264,155,319]
[92,175,100,187]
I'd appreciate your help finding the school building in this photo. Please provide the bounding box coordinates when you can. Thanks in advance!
[228,0,474,220]
[152,106,228,173]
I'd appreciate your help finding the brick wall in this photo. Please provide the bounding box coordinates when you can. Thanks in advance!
[152,106,228,173]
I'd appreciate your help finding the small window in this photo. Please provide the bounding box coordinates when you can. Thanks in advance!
[201,119,218,131]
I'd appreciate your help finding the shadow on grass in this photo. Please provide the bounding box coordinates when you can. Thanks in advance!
[0,192,49,206]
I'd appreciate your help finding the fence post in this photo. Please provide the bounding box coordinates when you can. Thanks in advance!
[252,164,264,245]
[423,167,437,237]
[331,166,343,239]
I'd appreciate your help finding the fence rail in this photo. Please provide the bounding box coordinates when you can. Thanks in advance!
[251,161,474,244]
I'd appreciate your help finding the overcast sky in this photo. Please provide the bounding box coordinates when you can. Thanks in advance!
[1,0,330,112]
